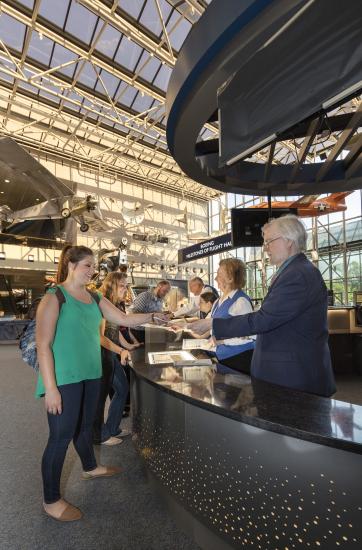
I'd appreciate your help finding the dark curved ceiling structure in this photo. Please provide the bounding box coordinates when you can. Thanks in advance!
[166,0,362,196]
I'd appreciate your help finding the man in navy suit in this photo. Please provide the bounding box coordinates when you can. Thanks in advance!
[213,215,336,397]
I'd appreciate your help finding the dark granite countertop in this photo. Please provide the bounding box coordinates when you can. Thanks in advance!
[130,327,362,454]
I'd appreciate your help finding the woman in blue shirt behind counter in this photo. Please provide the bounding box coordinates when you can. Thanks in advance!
[191,258,255,374]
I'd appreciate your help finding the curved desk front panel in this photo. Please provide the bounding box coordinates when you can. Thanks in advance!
[131,329,362,549]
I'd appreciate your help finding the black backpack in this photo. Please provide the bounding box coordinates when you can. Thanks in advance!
[19,288,100,372]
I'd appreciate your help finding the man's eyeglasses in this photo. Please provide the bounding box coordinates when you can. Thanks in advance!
[263,235,283,248]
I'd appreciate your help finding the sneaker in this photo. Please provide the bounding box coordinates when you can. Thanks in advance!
[101,436,123,446]
[114,428,131,439]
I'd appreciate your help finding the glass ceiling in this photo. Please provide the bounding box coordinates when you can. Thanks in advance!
[0,0,219,200]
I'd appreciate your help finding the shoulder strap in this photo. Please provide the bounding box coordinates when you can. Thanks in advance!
[55,286,66,311]
[53,286,101,309]
[87,289,101,305]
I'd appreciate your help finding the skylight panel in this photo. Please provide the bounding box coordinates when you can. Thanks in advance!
[135,51,162,82]
[17,0,34,9]
[27,32,54,66]
[39,88,61,104]
[95,69,120,99]
[153,64,172,91]
[139,0,172,37]
[39,0,70,28]
[0,13,26,52]
[51,44,78,78]
[115,37,142,72]
[62,99,81,113]
[76,61,98,88]
[0,71,14,85]
[116,81,138,107]
[94,23,122,59]
[166,11,192,51]
[118,0,146,20]
[132,92,154,113]
[65,2,98,45]
[18,80,40,94]
[114,122,129,133]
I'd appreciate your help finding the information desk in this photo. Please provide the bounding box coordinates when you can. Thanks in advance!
[130,328,362,550]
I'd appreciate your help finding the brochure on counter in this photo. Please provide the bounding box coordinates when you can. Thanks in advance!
[148,350,212,366]
[182,338,213,351]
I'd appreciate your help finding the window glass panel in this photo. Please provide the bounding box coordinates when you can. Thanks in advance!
[38,92,60,104]
[0,71,14,84]
[94,24,122,58]
[135,51,161,82]
[62,99,81,112]
[116,81,138,107]
[0,13,26,52]
[95,69,120,98]
[18,79,39,93]
[227,194,235,208]
[27,32,54,65]
[51,44,78,78]
[17,0,34,8]
[327,211,344,224]
[76,61,98,88]
[115,37,142,71]
[166,12,192,51]
[39,0,70,28]
[131,92,154,113]
[211,216,219,232]
[346,190,361,218]
[201,128,216,140]
[118,0,145,20]
[65,2,98,45]
[153,64,172,91]
[139,0,172,37]
[114,122,128,133]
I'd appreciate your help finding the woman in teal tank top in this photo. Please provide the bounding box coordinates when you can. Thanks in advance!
[36,245,169,522]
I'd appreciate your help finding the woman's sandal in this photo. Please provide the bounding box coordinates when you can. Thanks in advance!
[81,466,122,480]
[43,502,82,522]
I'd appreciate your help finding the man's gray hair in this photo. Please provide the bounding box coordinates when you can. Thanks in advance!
[263,214,307,252]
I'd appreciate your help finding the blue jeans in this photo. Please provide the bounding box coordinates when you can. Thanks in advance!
[94,350,129,442]
[41,379,101,504]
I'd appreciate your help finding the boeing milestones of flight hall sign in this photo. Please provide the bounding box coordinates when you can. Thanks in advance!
[178,233,232,264]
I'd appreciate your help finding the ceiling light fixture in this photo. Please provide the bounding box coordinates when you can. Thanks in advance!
[4,179,10,183]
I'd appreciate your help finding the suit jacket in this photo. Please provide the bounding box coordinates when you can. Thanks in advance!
[213,254,336,397]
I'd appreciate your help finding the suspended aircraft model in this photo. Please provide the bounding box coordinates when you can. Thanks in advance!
[253,192,352,217]
[0,194,108,233]
[121,201,153,225]
[0,137,112,238]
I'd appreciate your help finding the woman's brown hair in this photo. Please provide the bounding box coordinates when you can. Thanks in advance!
[100,272,128,305]
[56,245,94,284]
[219,258,247,289]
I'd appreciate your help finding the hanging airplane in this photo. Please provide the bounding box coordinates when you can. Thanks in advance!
[253,192,352,217]
[121,201,153,225]
[0,194,108,233]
